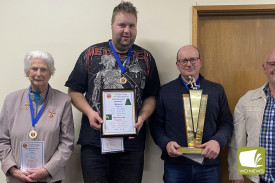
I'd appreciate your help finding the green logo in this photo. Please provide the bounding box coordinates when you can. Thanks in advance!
[238,147,265,175]
[125,98,132,105]
[106,114,112,120]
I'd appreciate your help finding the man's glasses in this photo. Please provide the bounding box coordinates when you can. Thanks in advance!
[177,58,199,65]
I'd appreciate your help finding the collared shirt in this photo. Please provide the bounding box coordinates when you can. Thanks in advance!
[260,84,275,182]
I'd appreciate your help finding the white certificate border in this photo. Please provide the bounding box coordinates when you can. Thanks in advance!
[102,90,137,136]
[20,141,44,171]
[101,137,124,154]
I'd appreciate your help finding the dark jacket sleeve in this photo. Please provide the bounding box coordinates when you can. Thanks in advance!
[209,86,233,149]
[150,89,172,151]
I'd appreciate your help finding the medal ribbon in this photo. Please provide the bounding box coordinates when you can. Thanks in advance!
[110,41,132,74]
[28,85,49,127]
[181,76,200,91]
[181,77,201,140]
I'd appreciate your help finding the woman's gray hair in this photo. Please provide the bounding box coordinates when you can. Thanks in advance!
[24,50,55,76]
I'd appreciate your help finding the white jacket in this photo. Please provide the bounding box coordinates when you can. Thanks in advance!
[228,84,266,183]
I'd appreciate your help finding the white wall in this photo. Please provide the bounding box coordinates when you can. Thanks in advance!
[0,0,274,182]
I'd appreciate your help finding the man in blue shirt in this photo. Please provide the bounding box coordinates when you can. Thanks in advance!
[228,49,275,183]
[150,45,233,183]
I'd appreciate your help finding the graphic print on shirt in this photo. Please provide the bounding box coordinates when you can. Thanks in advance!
[92,55,123,112]
[89,51,147,115]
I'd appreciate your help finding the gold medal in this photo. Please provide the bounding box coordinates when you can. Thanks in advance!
[120,77,127,84]
[29,129,37,139]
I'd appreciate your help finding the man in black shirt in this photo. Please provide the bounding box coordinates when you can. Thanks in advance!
[65,2,160,183]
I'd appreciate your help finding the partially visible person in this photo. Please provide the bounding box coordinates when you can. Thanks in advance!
[0,50,74,183]
[65,1,160,183]
[228,49,275,183]
[150,45,233,183]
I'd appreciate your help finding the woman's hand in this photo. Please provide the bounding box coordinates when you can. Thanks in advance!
[9,166,36,182]
[27,168,50,181]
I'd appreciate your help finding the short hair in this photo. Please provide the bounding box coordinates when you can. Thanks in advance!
[111,1,138,24]
[176,45,201,61]
[24,50,55,76]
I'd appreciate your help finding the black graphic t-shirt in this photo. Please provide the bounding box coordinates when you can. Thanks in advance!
[65,40,160,151]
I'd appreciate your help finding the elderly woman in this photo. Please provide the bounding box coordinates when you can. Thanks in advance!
[0,50,74,183]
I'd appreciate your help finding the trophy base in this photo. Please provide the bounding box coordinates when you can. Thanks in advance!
[177,147,203,154]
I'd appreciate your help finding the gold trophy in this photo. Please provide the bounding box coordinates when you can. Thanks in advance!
[177,76,208,154]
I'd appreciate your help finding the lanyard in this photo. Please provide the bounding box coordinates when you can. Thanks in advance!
[110,41,132,74]
[181,76,200,91]
[28,85,49,127]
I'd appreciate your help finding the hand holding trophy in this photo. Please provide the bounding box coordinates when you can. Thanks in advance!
[177,76,208,154]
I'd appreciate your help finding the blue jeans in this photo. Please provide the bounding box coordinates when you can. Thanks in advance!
[81,145,144,183]
[163,162,220,183]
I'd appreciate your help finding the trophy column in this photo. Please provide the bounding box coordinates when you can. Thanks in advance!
[177,76,208,154]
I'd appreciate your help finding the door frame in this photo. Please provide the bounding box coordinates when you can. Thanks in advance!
[192,4,275,47]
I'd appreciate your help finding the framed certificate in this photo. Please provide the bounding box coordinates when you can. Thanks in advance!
[101,90,137,137]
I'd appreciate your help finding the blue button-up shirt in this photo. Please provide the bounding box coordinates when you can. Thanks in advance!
[260,84,275,182]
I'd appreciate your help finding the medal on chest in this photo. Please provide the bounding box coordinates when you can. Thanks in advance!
[110,41,132,85]
[120,76,127,84]
[29,128,38,139]
[28,85,49,139]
